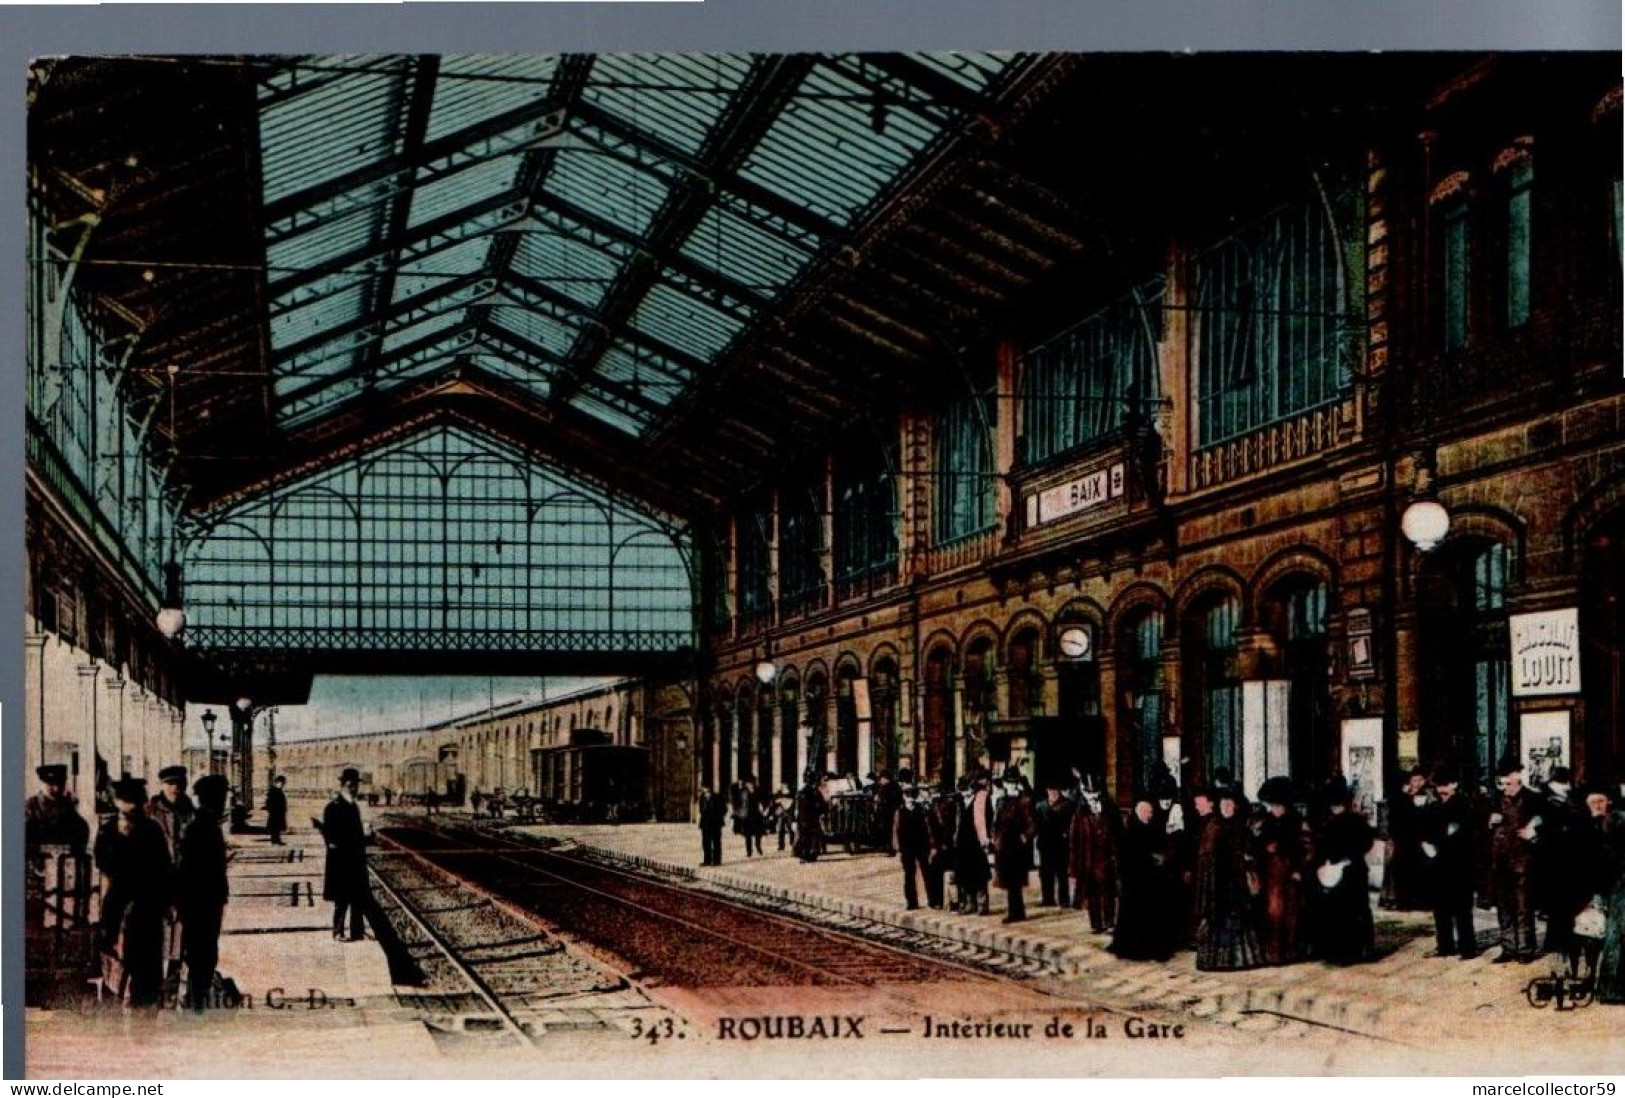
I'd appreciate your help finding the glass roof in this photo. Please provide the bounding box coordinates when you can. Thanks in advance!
[254,52,1025,436]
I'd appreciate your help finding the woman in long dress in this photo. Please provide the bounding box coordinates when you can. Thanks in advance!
[793,780,827,863]
[1110,795,1178,961]
[1194,788,1265,971]
[1255,776,1311,966]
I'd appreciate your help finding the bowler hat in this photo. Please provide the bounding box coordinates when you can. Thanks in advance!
[1432,765,1462,788]
[1496,756,1525,778]
[1321,775,1353,805]
[158,765,188,784]
[339,767,362,785]
[36,764,68,785]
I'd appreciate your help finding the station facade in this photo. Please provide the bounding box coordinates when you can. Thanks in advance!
[694,58,1625,811]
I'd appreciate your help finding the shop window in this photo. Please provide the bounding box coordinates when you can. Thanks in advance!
[1021,278,1163,464]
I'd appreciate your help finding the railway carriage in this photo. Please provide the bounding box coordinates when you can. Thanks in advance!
[532,730,651,823]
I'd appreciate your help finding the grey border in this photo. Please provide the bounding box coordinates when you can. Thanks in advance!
[3,0,1618,1082]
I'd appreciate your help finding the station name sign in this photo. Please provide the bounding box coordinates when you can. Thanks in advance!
[1025,462,1126,527]
[1508,608,1581,697]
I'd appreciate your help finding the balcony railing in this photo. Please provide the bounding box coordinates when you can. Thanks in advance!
[923,526,999,575]
[1189,397,1356,492]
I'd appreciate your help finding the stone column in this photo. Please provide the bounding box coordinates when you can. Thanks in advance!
[768,708,783,792]
[1098,651,1121,801]
[104,675,127,778]
[951,684,967,783]
[25,633,47,774]
[795,723,810,789]
[74,663,101,831]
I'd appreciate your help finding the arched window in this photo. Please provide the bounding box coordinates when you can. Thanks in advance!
[1117,609,1165,793]
[1186,595,1242,784]
[756,686,775,789]
[777,678,801,788]
[736,690,756,785]
[835,665,860,776]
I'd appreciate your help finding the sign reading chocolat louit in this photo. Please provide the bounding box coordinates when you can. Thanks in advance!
[1508,608,1582,697]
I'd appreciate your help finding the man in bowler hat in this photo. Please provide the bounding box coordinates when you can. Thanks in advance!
[1490,757,1545,962]
[322,767,373,941]
[176,774,230,1010]
[1421,766,1479,958]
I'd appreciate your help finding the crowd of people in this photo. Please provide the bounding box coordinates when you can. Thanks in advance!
[25,763,231,1011]
[696,756,1625,998]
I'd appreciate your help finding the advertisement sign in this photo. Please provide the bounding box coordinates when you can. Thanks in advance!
[1508,608,1581,697]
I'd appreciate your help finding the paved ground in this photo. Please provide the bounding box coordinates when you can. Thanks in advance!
[24,804,1621,1078]
[510,817,1624,1074]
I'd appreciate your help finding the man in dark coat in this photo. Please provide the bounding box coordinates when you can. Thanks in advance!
[793,777,828,863]
[873,771,904,855]
[148,765,196,863]
[1110,794,1179,961]
[896,790,934,910]
[1538,766,1588,960]
[1382,766,1433,911]
[698,788,728,866]
[322,767,373,941]
[176,775,230,1011]
[925,787,956,910]
[1420,766,1479,958]
[26,764,90,853]
[94,778,172,1007]
[1310,775,1376,965]
[264,775,289,846]
[1069,783,1121,933]
[1490,757,1545,963]
[1034,781,1074,907]
[993,778,1038,924]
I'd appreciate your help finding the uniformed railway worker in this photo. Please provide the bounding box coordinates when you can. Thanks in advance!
[25,764,89,853]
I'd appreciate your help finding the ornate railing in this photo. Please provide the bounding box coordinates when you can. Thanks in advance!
[1188,397,1357,492]
[923,526,999,575]
[184,624,694,654]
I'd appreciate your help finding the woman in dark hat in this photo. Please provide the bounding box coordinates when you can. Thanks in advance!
[1109,792,1178,961]
[1193,786,1264,971]
[1255,776,1311,966]
[1308,774,1376,965]
[953,772,994,915]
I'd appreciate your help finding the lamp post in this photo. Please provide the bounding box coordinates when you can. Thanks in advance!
[200,708,218,776]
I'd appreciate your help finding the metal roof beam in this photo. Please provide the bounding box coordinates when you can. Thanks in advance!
[501,270,709,379]
[358,56,441,395]
[271,269,486,364]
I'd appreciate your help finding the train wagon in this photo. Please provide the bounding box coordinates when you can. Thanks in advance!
[532,734,651,823]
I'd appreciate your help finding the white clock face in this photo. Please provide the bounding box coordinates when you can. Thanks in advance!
[1058,626,1092,660]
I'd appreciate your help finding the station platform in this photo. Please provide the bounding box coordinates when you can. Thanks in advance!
[514,818,1623,1073]
[24,806,443,1079]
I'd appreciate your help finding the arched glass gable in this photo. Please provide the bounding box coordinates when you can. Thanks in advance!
[181,424,693,655]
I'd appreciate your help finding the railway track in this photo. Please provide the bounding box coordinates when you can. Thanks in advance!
[377,819,1071,995]
[366,838,672,1047]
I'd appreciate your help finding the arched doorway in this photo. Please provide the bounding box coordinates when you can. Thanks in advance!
[1185,594,1242,786]
[805,670,830,777]
[1261,575,1334,781]
[1581,510,1624,782]
[1419,539,1512,786]
[961,636,996,774]
[922,645,955,784]
[756,684,775,790]
[777,676,801,790]
[1116,607,1165,795]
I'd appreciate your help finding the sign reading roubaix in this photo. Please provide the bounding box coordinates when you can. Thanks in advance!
[1025,463,1126,527]
[1508,608,1582,697]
